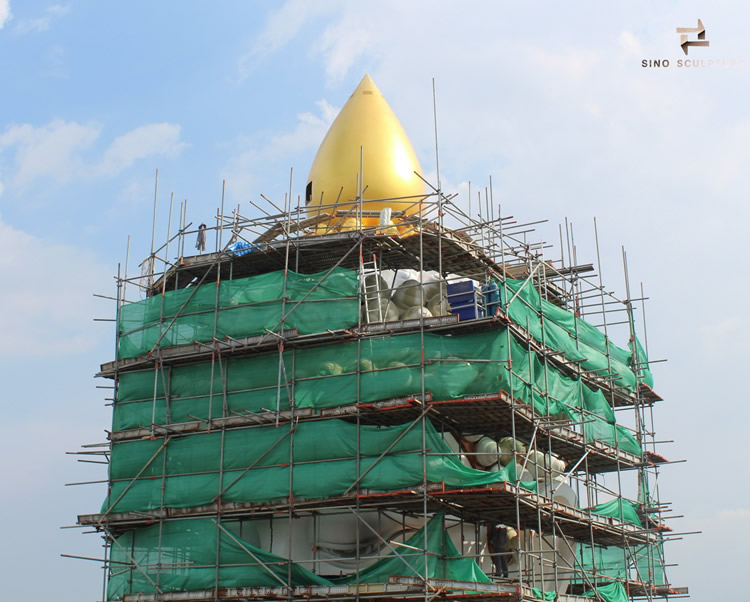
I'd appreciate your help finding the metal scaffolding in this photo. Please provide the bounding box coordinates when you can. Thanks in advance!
[72,177,687,602]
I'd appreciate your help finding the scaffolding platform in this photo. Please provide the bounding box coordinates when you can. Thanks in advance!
[105,389,663,475]
[115,579,599,602]
[80,480,659,549]
[78,183,679,600]
[99,311,657,410]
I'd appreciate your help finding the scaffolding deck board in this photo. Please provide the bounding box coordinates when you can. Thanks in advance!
[89,223,674,599]
[150,230,502,296]
[106,390,665,475]
[118,579,583,602]
[79,481,656,548]
[99,312,657,409]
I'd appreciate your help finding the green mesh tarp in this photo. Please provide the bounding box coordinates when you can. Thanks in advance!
[107,517,331,599]
[573,544,628,583]
[634,539,666,586]
[499,278,653,392]
[102,419,535,514]
[589,498,642,527]
[582,581,629,602]
[573,539,666,589]
[337,512,492,585]
[628,335,654,388]
[114,327,641,457]
[118,267,359,359]
[107,513,492,599]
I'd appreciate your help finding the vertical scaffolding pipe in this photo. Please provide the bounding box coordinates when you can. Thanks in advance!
[101,536,110,602]
[592,219,629,586]
[213,425,228,601]
[564,218,574,310]
[208,185,227,428]
[156,433,168,594]
[432,79,443,280]
[497,203,525,583]
[355,242,363,594]
[150,168,159,269]
[622,247,645,440]
[123,235,131,307]
[538,244,561,592]
[161,194,174,297]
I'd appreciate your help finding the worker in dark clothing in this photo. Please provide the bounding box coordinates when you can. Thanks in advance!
[487,523,510,578]
[195,223,207,253]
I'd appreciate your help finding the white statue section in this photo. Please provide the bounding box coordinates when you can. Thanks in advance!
[245,429,578,593]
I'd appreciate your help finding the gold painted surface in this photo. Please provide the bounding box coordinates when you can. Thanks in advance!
[306,74,425,230]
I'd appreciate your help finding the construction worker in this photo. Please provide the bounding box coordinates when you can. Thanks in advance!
[487,523,511,578]
[195,223,207,253]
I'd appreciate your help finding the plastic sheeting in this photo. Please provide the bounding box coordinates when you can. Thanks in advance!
[588,498,642,528]
[103,267,659,599]
[103,419,535,514]
[337,512,491,585]
[573,540,666,589]
[114,328,641,457]
[117,268,652,397]
[499,278,653,393]
[582,581,629,602]
[107,517,331,599]
[107,513,492,600]
[117,267,359,359]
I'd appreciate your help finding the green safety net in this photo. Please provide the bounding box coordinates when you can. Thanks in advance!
[114,328,641,457]
[117,267,653,399]
[582,580,629,602]
[570,498,659,589]
[337,511,492,585]
[588,498,642,527]
[117,267,359,359]
[102,419,536,514]
[107,517,331,599]
[499,278,653,392]
[107,513,492,599]
[628,335,654,389]
[104,268,657,598]
[573,540,666,588]
[574,544,628,583]
[530,588,557,601]
[635,539,666,586]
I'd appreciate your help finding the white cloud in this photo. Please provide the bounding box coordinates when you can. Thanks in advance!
[527,44,600,82]
[261,99,337,158]
[97,123,187,176]
[236,0,340,82]
[0,217,111,357]
[43,44,67,78]
[222,99,337,200]
[314,15,372,84]
[0,120,187,191]
[0,0,10,29]
[0,119,99,188]
[16,15,50,34]
[717,508,750,521]
[47,4,70,17]
[618,31,643,56]
[697,315,750,358]
[14,3,69,34]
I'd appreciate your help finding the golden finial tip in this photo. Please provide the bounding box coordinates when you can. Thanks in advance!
[306,74,425,231]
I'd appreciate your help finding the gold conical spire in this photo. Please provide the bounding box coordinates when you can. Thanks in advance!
[306,74,425,230]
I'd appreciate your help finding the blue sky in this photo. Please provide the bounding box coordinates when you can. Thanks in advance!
[1,1,748,600]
